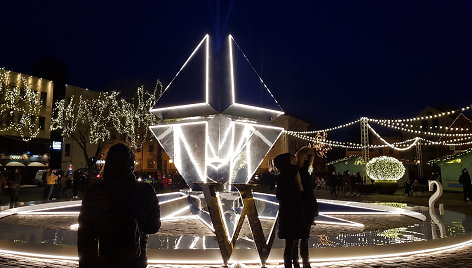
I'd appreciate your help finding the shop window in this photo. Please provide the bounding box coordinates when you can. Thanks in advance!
[149,144,154,153]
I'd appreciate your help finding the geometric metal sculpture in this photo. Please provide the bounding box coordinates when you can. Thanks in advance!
[149,34,284,266]
[150,34,284,191]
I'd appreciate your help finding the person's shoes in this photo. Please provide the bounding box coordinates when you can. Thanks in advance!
[293,259,300,268]
[302,259,312,268]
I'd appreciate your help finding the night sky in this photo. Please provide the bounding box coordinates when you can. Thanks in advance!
[1,0,472,129]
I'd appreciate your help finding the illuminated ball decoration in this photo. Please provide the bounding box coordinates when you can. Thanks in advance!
[366,156,405,181]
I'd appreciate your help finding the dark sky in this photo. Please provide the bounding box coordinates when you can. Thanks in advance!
[1,0,472,129]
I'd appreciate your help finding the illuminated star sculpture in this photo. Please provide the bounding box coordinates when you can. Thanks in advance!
[150,34,284,190]
[149,34,285,266]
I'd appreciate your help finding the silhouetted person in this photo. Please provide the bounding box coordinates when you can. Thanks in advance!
[78,143,160,268]
[274,153,305,268]
[8,168,22,208]
[459,168,471,203]
[295,147,317,268]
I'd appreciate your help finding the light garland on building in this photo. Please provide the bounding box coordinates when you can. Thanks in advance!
[0,68,42,141]
[366,156,405,181]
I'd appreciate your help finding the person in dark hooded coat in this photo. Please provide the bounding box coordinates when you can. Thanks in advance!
[78,143,160,268]
[294,146,318,268]
[274,153,305,268]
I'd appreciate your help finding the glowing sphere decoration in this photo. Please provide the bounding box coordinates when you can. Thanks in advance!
[366,156,405,181]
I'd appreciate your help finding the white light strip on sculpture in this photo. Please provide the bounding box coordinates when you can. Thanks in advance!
[231,103,284,115]
[216,193,234,240]
[151,121,208,182]
[253,197,279,206]
[229,35,236,104]
[229,35,284,112]
[161,215,197,222]
[159,195,188,205]
[150,102,208,112]
[197,215,215,232]
[161,205,191,221]
[17,204,81,215]
[315,220,364,227]
[205,34,210,102]
[151,35,209,113]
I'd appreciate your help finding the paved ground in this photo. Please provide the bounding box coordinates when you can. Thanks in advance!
[0,241,472,268]
[1,187,471,267]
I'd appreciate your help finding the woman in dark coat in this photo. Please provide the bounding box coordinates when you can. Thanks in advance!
[274,153,305,268]
[78,143,160,268]
[295,146,318,268]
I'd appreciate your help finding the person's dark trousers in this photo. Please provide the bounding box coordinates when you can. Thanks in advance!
[9,186,19,208]
[284,239,298,268]
[464,186,471,202]
[292,239,310,268]
[44,184,54,200]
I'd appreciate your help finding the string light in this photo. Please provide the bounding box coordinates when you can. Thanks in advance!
[427,148,472,165]
[296,119,361,134]
[370,104,472,123]
[370,120,472,137]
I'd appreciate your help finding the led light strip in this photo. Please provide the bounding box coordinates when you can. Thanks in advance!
[228,35,284,113]
[151,35,210,112]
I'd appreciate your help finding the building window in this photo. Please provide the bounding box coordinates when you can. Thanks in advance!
[39,117,45,130]
[40,92,47,105]
[65,143,71,157]
[149,144,154,153]
[147,159,154,169]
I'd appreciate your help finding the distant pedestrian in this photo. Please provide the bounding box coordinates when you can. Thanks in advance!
[78,143,160,268]
[43,169,57,201]
[459,168,471,203]
[8,168,22,208]
[274,153,305,268]
[0,170,7,204]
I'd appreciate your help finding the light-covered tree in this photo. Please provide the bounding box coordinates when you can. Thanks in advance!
[51,91,120,169]
[112,82,162,150]
[0,68,42,141]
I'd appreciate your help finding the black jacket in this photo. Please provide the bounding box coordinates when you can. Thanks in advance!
[276,165,305,239]
[78,179,160,268]
[299,167,318,231]
[460,173,471,188]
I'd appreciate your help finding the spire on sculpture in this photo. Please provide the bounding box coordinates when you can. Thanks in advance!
[150,34,285,190]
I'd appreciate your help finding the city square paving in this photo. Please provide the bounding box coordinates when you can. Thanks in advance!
[1,242,472,268]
